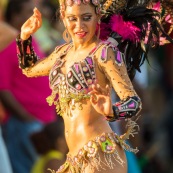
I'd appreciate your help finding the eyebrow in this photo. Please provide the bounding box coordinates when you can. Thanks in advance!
[66,13,92,17]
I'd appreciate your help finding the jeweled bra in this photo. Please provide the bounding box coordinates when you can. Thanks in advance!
[46,41,124,116]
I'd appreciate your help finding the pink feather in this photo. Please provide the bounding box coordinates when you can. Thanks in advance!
[110,14,141,42]
[152,1,161,12]
[99,23,111,40]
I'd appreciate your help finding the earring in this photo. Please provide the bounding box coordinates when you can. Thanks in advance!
[63,29,71,43]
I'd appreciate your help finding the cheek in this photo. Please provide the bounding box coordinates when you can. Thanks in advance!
[90,20,97,33]
[66,22,75,33]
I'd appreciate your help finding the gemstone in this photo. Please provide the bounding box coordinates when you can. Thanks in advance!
[67,71,72,78]
[100,136,106,142]
[129,102,135,108]
[74,157,78,162]
[86,57,93,65]
[79,149,83,155]
[83,67,88,72]
[89,148,95,154]
[75,84,82,90]
[106,145,113,151]
[87,79,92,84]
[62,76,65,81]
[87,141,93,147]
[101,47,106,60]
[74,64,80,73]
[26,46,31,54]
[116,51,122,63]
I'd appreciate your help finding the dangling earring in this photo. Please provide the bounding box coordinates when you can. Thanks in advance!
[97,20,101,40]
[63,28,71,43]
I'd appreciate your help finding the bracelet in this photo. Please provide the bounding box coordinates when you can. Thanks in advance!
[16,34,39,69]
[106,96,142,122]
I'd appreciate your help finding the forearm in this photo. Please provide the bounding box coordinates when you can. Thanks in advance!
[0,91,35,121]
[106,95,142,121]
[16,34,56,77]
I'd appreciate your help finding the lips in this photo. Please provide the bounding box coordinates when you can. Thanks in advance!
[75,31,87,38]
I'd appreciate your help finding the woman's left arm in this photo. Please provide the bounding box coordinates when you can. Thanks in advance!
[96,45,142,121]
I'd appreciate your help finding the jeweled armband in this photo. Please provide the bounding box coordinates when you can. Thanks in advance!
[16,35,39,69]
[106,96,142,122]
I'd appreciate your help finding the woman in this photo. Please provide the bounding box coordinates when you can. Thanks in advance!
[16,0,155,173]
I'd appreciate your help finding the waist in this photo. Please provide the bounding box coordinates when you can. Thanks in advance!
[64,114,112,155]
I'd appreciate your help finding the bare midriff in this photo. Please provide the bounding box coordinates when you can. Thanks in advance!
[62,99,113,156]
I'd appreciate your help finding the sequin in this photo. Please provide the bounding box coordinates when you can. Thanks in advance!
[67,71,72,78]
[87,79,92,84]
[100,136,106,142]
[83,66,88,72]
[87,141,93,147]
[75,84,82,90]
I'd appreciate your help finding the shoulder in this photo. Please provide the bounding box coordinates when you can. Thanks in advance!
[54,43,72,54]
[96,39,124,66]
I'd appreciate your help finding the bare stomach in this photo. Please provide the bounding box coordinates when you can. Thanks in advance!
[62,100,113,156]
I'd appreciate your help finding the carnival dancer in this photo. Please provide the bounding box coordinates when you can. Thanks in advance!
[16,0,173,172]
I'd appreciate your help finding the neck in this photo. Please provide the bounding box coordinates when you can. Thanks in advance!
[72,36,99,51]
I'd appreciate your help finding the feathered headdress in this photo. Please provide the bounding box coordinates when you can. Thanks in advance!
[99,0,173,80]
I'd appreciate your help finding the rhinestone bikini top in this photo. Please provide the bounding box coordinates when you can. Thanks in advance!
[46,41,124,116]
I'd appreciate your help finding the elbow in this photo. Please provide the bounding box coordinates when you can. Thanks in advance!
[22,69,33,78]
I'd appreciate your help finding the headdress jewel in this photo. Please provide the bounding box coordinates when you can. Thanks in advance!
[59,0,101,17]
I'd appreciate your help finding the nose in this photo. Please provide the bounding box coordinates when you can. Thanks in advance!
[76,19,84,29]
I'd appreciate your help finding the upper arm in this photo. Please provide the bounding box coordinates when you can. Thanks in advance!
[97,45,138,101]
[22,44,68,77]
[22,51,57,77]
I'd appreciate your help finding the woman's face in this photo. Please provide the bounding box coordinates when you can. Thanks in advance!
[63,3,99,45]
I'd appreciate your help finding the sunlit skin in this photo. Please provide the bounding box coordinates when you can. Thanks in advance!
[19,3,141,173]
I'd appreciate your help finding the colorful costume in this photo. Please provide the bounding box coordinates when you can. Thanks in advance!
[15,0,173,172]
[16,37,141,172]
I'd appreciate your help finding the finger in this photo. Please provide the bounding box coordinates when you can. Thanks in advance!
[33,18,41,29]
[105,85,110,96]
[90,95,97,104]
[88,90,99,96]
[34,7,42,18]
[92,84,102,93]
[95,84,107,95]
[37,19,42,28]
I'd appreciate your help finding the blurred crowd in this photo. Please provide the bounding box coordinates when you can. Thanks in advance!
[0,0,173,173]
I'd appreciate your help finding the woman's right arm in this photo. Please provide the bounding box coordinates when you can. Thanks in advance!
[17,7,57,77]
[20,51,58,77]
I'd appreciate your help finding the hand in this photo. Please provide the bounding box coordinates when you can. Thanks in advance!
[21,7,42,40]
[89,84,113,116]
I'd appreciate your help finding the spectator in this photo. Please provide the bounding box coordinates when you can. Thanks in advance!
[0,0,14,173]
[0,0,56,173]
[30,118,68,173]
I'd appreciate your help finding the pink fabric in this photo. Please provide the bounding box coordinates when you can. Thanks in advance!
[0,37,56,123]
